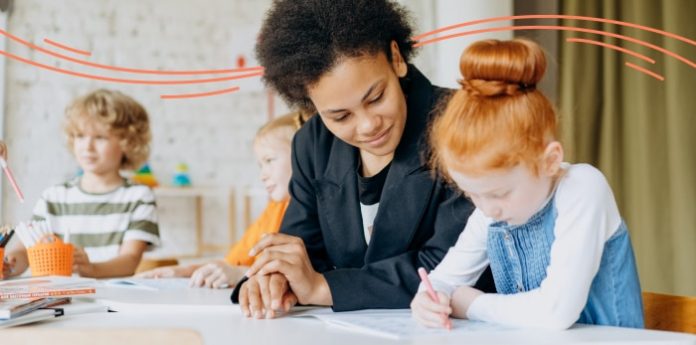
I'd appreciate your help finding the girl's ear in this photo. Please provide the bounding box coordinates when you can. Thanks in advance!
[541,141,564,176]
[389,40,408,78]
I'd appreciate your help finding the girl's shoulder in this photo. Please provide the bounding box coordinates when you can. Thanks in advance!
[558,163,611,194]
[555,163,620,219]
[560,162,607,184]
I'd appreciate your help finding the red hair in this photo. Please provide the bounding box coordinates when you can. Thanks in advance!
[431,39,558,178]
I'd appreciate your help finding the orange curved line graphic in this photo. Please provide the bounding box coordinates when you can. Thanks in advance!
[0,48,263,85]
[414,25,696,70]
[566,38,656,64]
[625,62,664,81]
[43,38,91,56]
[0,29,262,76]
[413,15,696,48]
[161,86,241,99]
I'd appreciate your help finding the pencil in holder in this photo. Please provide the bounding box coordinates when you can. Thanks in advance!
[27,234,74,277]
[0,247,4,275]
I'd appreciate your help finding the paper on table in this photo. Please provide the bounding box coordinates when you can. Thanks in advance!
[102,277,190,291]
[291,308,510,339]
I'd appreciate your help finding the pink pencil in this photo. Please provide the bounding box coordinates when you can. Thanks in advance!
[0,157,25,203]
[418,267,452,330]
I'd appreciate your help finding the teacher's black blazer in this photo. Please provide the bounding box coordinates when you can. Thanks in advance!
[232,66,494,310]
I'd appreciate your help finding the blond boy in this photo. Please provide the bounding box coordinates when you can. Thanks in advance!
[3,89,159,278]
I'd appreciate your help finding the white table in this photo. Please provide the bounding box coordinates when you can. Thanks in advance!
[27,285,696,345]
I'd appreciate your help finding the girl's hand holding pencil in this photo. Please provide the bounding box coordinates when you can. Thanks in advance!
[411,268,453,329]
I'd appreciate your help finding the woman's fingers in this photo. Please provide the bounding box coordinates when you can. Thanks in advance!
[248,233,303,257]
[247,245,305,276]
[269,273,289,310]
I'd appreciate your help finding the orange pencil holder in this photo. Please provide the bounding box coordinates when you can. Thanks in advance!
[27,235,74,277]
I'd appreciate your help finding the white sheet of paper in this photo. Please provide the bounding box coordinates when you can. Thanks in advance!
[102,278,191,291]
[291,308,510,339]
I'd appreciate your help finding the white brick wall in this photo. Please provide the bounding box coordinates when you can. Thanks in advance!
[2,0,281,257]
[1,0,439,258]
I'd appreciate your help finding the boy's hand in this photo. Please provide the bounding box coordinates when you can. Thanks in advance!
[136,265,190,279]
[72,246,94,276]
[410,290,452,328]
[1,256,16,279]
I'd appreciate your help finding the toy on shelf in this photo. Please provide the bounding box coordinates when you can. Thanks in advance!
[172,163,192,187]
[132,164,159,187]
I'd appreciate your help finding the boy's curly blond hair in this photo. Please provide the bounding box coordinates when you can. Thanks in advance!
[64,89,151,170]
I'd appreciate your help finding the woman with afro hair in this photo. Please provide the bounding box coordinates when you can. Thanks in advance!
[233,0,495,317]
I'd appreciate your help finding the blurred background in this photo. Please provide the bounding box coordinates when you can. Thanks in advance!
[0,0,693,296]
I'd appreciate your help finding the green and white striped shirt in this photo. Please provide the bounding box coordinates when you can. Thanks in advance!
[32,177,160,263]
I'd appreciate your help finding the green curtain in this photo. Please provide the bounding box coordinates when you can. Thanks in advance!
[559,0,696,295]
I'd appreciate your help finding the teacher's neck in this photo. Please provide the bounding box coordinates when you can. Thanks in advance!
[359,150,393,177]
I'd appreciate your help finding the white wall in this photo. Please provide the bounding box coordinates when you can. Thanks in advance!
[429,0,514,88]
[1,0,282,257]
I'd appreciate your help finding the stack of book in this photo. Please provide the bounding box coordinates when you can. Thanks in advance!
[0,276,103,328]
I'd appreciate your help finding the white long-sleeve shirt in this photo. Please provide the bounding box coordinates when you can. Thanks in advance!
[422,163,622,329]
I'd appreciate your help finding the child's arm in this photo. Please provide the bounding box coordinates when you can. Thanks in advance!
[136,264,201,279]
[2,240,29,278]
[74,239,147,278]
[424,208,490,296]
[189,261,247,288]
[465,166,620,330]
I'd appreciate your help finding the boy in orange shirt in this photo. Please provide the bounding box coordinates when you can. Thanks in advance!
[138,112,301,288]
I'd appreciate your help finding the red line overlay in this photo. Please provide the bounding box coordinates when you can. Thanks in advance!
[160,86,241,99]
[43,38,91,56]
[414,25,695,70]
[625,62,664,81]
[0,48,263,85]
[413,14,696,48]
[0,29,261,76]
[566,38,656,64]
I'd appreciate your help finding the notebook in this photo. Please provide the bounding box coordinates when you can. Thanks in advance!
[1,298,50,319]
[291,308,510,339]
[0,276,96,300]
[0,297,106,328]
[0,309,57,329]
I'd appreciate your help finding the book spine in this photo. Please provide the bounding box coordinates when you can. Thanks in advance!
[0,288,95,300]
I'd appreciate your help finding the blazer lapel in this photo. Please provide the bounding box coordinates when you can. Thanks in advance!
[366,66,438,262]
[314,138,368,267]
